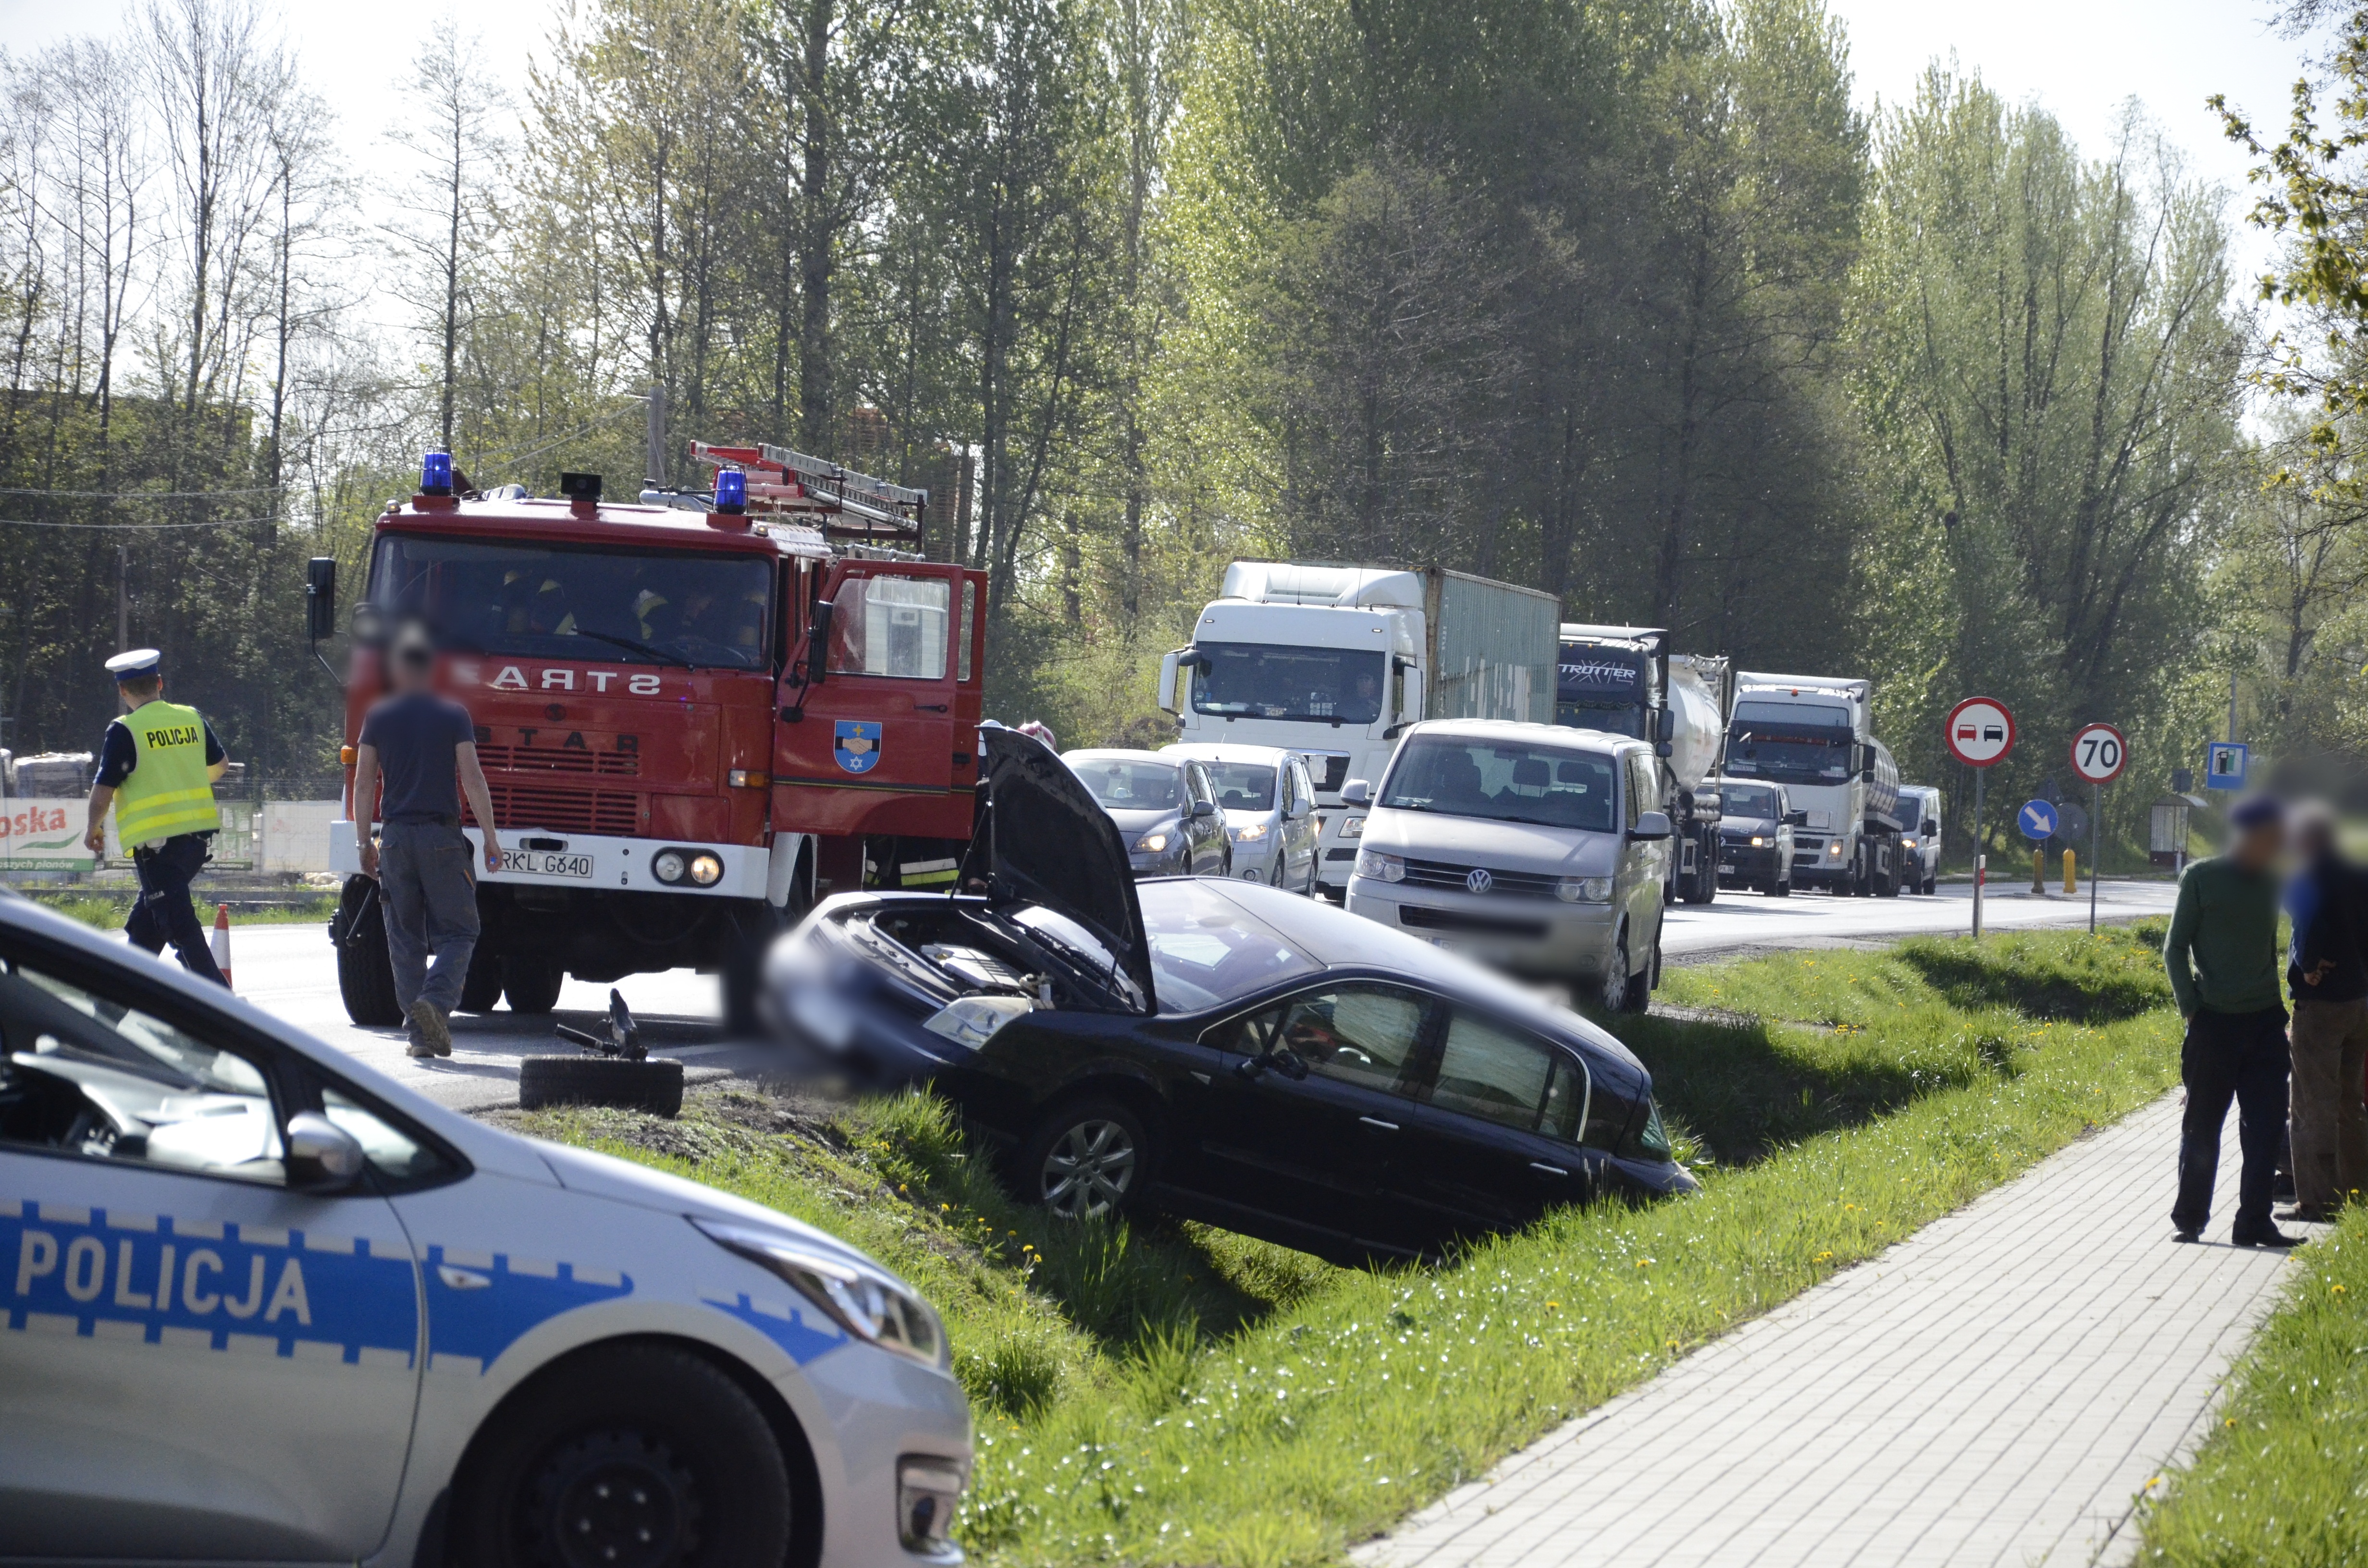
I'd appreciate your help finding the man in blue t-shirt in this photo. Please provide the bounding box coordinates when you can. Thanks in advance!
[353,626,502,1057]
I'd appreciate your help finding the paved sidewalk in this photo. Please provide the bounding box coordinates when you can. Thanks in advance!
[1356,1094,2311,1568]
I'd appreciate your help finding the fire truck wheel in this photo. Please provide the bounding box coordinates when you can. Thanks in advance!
[721,905,784,1037]
[518,1055,684,1116]
[332,876,403,1028]
[458,946,506,1013]
[503,955,567,1015]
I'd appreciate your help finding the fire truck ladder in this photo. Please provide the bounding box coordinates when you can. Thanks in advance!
[666,441,928,549]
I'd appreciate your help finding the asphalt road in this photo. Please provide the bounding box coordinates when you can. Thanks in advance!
[192,875,2178,1111]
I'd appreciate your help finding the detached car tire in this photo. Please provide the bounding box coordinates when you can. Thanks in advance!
[518,1055,684,1117]
[331,876,403,1027]
[449,1342,791,1568]
[1018,1098,1152,1221]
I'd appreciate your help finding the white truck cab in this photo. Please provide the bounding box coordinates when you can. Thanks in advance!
[1160,562,1558,899]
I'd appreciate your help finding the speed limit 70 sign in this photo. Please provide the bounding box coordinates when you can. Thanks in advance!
[2070,723,2128,784]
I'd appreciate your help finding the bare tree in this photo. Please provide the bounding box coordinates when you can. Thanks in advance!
[384,18,509,455]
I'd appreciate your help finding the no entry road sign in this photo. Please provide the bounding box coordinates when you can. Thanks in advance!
[1947,697,2015,767]
[2069,722,2128,785]
[2019,799,2059,841]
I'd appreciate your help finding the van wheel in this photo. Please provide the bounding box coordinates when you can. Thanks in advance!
[448,1342,790,1568]
[331,877,403,1027]
[1770,877,1791,897]
[503,955,566,1015]
[1597,936,1631,1015]
[1018,1099,1152,1220]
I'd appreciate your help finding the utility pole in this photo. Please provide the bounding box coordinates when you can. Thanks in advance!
[117,542,129,649]
[645,383,669,490]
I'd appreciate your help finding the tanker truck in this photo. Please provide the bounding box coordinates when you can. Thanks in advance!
[1724,673,1904,895]
[1554,625,1730,904]
[1159,561,1561,898]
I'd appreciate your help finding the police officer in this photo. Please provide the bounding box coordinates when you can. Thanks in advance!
[79,649,231,986]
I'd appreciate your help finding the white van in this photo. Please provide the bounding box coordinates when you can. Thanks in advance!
[1341,719,1671,1012]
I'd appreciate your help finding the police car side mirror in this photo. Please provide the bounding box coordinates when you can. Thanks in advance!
[285,1111,365,1189]
[306,558,336,640]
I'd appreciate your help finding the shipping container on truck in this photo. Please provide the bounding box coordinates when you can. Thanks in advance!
[1724,673,1903,895]
[1554,625,1731,905]
[1157,562,1559,898]
[310,444,987,1031]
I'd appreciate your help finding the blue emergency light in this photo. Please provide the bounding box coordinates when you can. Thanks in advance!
[420,451,454,495]
[715,468,748,514]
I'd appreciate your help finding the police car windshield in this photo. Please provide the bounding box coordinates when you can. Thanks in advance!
[369,534,773,669]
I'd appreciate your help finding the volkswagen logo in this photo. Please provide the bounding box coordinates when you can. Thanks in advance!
[1465,867,1493,895]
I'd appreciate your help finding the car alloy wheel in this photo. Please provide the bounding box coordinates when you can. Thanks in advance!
[527,1430,698,1568]
[1038,1116,1139,1219]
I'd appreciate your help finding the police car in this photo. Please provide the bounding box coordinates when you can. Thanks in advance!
[0,891,969,1567]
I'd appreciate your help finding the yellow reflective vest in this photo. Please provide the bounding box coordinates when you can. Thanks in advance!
[112,700,221,845]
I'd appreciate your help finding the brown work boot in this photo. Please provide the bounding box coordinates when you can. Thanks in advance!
[408,998,454,1057]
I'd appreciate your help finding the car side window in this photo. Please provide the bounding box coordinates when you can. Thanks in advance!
[1189,764,1215,810]
[1278,763,1295,816]
[0,951,286,1183]
[1540,1057,1588,1141]
[1275,986,1432,1096]
[1622,752,1641,828]
[1430,1009,1575,1134]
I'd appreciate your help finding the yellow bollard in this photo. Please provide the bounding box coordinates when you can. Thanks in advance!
[2032,847,2046,893]
[2063,848,2076,895]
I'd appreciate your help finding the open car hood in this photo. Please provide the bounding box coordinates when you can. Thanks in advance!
[977,723,1158,1010]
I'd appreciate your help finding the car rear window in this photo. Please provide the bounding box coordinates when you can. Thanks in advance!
[1136,881,1319,1013]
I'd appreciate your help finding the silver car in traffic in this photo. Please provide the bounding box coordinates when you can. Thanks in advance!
[1343,720,1671,1013]
[1162,743,1321,893]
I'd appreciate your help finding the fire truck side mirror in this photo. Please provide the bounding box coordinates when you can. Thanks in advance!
[804,600,835,686]
[306,558,336,641]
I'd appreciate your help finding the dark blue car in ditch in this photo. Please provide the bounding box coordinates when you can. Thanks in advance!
[765,724,1695,1263]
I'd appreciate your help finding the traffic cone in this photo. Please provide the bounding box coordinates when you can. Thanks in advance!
[211,903,234,989]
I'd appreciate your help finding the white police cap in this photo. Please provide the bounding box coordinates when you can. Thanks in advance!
[105,648,162,680]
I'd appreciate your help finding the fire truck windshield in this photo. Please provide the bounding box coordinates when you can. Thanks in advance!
[367,534,773,670]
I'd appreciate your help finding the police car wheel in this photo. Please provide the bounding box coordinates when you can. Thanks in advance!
[1020,1099,1152,1221]
[452,1344,791,1568]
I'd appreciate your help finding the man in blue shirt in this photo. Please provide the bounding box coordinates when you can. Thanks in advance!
[2283,805,2368,1221]
[352,626,502,1057]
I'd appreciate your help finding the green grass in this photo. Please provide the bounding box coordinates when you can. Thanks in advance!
[23,891,339,928]
[2135,1207,2368,1565]
[512,921,2184,1568]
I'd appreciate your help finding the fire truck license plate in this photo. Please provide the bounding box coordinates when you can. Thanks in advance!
[502,849,593,880]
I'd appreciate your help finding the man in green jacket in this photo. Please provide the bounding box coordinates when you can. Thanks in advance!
[2164,794,2298,1247]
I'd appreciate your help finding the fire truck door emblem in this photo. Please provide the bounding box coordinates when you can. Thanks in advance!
[834,720,883,774]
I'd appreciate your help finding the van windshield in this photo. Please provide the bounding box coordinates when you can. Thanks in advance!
[1722,783,1780,818]
[1381,737,1618,832]
[368,534,773,670]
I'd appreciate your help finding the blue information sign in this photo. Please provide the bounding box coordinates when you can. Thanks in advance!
[2018,799,2059,841]
[2205,742,2248,791]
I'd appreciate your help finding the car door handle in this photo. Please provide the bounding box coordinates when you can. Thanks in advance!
[1358,1116,1400,1132]
[1529,1162,1569,1177]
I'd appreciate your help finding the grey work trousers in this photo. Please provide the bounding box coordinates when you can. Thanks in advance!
[378,820,481,1027]
[2290,996,2368,1209]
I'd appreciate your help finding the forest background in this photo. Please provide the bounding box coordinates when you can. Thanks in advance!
[4,0,2366,857]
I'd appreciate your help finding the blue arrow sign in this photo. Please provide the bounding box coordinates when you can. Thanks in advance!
[2019,799,2059,841]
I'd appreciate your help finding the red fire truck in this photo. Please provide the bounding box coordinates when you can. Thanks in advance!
[312,442,987,1030]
